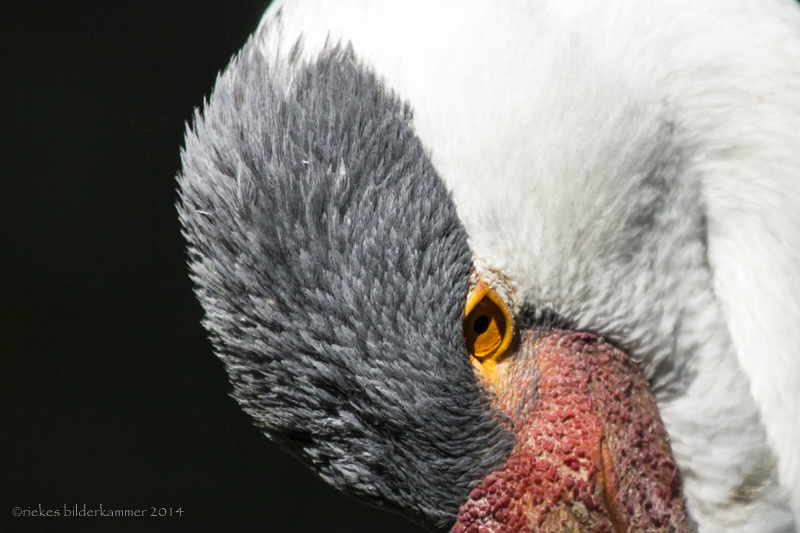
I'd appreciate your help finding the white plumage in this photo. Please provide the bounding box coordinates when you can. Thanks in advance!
[247,1,800,530]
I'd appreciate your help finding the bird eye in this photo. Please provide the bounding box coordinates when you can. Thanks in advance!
[464,281,513,362]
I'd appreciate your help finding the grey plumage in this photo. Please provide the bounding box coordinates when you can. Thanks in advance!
[177,41,513,528]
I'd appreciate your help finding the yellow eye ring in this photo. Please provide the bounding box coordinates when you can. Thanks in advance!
[464,280,514,368]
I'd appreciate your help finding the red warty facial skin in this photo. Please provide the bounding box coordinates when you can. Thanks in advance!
[452,330,689,533]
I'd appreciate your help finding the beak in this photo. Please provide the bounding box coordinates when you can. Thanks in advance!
[453,329,690,533]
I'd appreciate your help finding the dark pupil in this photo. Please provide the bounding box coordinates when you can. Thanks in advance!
[473,315,491,335]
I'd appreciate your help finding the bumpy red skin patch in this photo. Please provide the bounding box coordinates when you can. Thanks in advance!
[451,330,689,533]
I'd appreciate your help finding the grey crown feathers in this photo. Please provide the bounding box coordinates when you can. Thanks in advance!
[177,39,514,529]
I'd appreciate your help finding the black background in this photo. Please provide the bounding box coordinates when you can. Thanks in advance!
[2,2,425,532]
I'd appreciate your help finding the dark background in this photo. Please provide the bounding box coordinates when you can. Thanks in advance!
[1,2,425,532]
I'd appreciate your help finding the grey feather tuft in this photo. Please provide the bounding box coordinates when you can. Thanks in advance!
[177,40,513,529]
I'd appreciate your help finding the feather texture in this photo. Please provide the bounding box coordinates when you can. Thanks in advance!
[177,44,514,528]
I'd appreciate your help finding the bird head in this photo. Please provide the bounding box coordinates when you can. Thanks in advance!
[178,41,689,532]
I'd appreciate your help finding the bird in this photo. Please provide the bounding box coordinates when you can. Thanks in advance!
[176,1,800,531]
